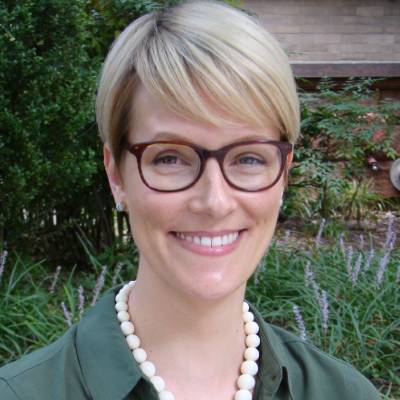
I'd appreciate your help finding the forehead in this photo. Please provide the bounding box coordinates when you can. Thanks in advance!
[129,83,280,145]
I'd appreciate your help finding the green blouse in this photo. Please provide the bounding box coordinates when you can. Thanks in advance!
[0,287,380,399]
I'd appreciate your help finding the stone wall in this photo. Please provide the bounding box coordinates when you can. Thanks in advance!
[243,0,400,61]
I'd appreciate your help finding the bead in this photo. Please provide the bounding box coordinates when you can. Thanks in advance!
[116,283,262,400]
[244,347,259,361]
[245,334,260,348]
[242,311,254,323]
[120,321,135,335]
[244,321,259,335]
[126,334,140,349]
[115,292,128,303]
[115,301,128,312]
[237,374,255,390]
[122,286,131,294]
[150,375,165,392]
[140,361,156,378]
[133,348,147,363]
[234,389,252,400]
[159,390,175,400]
[117,311,130,322]
[241,360,258,376]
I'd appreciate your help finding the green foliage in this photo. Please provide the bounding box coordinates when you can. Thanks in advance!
[86,0,163,59]
[285,78,400,221]
[0,0,102,257]
[0,224,398,398]
[1,0,245,264]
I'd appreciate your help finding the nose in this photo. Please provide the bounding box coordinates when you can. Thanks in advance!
[188,158,237,218]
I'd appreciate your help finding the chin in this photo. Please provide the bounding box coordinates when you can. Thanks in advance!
[173,269,248,304]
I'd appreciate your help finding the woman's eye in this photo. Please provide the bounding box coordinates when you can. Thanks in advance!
[237,155,265,165]
[154,155,178,165]
[153,154,189,166]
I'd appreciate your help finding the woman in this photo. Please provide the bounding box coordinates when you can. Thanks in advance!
[0,1,380,399]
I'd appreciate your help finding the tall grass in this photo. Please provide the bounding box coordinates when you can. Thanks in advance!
[0,221,398,398]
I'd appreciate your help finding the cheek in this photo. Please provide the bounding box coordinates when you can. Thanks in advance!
[245,186,283,225]
[126,183,187,238]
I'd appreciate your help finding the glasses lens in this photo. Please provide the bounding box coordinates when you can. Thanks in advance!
[224,143,282,191]
[141,143,200,191]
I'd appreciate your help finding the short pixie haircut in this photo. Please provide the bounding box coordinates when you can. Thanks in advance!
[96,0,300,171]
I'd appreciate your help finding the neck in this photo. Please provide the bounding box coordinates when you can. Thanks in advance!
[127,266,247,389]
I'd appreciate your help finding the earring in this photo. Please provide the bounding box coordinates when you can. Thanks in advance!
[116,202,125,212]
[280,198,283,207]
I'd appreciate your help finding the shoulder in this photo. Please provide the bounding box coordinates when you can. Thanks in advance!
[0,325,90,400]
[266,323,380,400]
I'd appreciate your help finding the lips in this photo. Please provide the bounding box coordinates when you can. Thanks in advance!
[170,229,245,255]
[174,231,239,247]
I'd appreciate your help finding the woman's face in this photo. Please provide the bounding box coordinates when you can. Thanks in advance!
[104,84,290,301]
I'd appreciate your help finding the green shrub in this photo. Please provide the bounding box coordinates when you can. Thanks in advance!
[0,0,101,256]
[284,78,400,221]
[0,1,165,263]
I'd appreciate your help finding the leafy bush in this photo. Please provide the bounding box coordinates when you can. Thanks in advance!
[0,0,102,258]
[285,78,400,221]
[0,0,168,263]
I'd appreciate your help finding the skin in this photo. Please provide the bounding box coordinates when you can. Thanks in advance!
[104,83,292,400]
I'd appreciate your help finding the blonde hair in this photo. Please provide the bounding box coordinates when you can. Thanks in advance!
[96,0,300,169]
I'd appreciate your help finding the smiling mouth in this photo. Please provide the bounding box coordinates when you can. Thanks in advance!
[171,230,245,248]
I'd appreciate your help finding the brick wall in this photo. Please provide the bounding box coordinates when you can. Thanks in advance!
[244,0,400,61]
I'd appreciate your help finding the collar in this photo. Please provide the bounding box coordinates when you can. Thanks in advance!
[76,286,142,400]
[76,287,292,399]
[249,303,292,398]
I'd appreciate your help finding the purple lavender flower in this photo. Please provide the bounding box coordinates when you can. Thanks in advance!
[363,248,375,272]
[293,304,307,341]
[376,214,397,286]
[303,261,322,303]
[345,246,353,279]
[351,253,362,286]
[304,261,315,287]
[49,265,62,294]
[0,250,8,284]
[91,265,108,306]
[339,233,345,256]
[61,302,72,327]
[384,213,395,251]
[78,285,85,318]
[319,290,329,334]
[314,219,326,248]
[111,262,123,287]
[376,252,391,287]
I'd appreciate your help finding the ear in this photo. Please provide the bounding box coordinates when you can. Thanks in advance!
[286,150,294,169]
[103,143,126,206]
[283,149,294,188]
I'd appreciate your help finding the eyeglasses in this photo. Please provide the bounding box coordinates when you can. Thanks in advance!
[124,140,293,192]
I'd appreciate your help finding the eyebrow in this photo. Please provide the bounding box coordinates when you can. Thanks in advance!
[149,131,276,143]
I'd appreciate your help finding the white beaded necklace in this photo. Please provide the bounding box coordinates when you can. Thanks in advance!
[115,281,260,400]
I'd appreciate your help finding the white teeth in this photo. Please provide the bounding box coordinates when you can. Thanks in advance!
[175,231,240,247]
[201,237,212,246]
[211,236,222,247]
